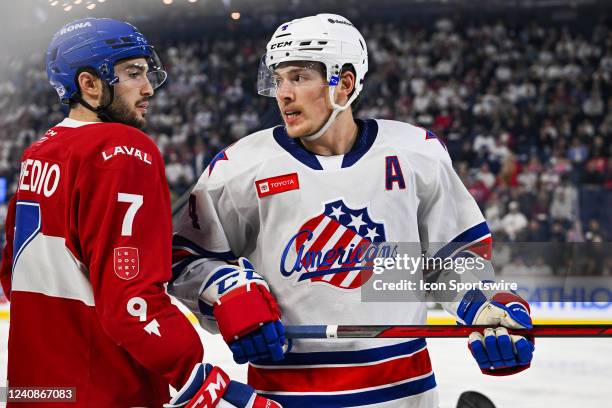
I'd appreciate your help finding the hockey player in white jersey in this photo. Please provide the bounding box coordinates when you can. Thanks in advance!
[171,13,535,407]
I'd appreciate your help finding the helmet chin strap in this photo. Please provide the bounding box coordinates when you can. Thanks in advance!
[301,86,359,142]
[73,84,117,123]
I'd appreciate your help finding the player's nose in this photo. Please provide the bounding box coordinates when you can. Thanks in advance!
[276,80,295,102]
[141,77,154,97]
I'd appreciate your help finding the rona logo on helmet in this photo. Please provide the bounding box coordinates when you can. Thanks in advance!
[59,21,92,35]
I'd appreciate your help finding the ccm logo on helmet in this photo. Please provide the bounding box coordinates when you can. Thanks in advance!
[271,41,293,49]
[60,21,92,35]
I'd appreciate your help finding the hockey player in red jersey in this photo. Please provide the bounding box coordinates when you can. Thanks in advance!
[171,13,535,407]
[0,18,281,408]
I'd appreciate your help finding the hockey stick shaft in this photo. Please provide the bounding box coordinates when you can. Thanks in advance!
[285,324,612,339]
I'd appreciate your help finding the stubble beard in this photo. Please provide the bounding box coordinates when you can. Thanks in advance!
[102,86,147,129]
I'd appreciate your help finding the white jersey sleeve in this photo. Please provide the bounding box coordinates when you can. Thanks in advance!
[389,123,495,317]
[170,134,266,329]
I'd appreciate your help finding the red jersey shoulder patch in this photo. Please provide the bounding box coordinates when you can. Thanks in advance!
[113,247,140,280]
[255,173,300,198]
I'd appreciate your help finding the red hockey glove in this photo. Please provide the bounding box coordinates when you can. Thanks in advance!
[199,258,287,364]
[165,363,282,408]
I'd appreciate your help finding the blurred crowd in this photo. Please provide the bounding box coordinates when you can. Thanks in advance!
[361,18,611,244]
[0,16,610,275]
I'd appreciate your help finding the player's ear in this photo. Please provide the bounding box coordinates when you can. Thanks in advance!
[338,68,356,104]
[77,71,104,106]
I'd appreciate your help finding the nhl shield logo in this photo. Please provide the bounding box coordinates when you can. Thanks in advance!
[113,247,140,280]
[280,199,388,289]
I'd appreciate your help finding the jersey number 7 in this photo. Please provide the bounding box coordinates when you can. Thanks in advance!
[117,193,143,236]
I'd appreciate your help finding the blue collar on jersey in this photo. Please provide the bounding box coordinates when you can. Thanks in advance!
[272,119,378,170]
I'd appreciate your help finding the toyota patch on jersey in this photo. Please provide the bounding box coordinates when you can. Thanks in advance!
[255,173,299,198]
[113,247,140,280]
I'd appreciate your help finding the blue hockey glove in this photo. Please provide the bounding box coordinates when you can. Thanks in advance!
[458,290,535,375]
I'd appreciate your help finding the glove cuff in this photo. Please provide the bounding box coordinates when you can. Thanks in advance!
[457,288,488,324]
[480,363,531,376]
[213,284,281,342]
[490,292,532,328]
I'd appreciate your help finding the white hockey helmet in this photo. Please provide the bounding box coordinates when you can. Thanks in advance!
[257,14,368,141]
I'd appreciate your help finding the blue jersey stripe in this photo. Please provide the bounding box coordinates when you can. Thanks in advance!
[434,221,490,259]
[253,338,426,366]
[261,373,436,407]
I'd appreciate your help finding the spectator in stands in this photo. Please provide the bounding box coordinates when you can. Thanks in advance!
[502,201,528,241]
[550,176,579,223]
[585,219,606,242]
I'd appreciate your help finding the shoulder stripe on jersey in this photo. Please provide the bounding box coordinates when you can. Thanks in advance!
[424,128,447,150]
[272,119,378,171]
[258,373,436,407]
[252,339,426,366]
[433,221,491,259]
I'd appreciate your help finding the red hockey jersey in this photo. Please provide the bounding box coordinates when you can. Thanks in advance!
[0,118,204,407]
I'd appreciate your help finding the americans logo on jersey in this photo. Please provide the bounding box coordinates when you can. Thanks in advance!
[280,199,391,289]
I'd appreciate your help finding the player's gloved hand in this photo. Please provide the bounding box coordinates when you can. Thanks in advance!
[199,258,287,364]
[165,363,282,408]
[457,290,535,376]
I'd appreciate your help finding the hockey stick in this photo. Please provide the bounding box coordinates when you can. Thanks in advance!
[285,324,612,339]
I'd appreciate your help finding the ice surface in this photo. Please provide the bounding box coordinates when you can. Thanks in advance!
[1,320,610,407]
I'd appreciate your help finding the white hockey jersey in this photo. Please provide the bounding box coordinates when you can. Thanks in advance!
[171,119,492,407]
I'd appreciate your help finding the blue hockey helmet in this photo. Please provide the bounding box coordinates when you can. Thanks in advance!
[46,18,166,106]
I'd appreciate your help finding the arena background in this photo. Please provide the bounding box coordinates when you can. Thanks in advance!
[0,1,611,406]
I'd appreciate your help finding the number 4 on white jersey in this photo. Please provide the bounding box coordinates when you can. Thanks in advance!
[118,193,143,236]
